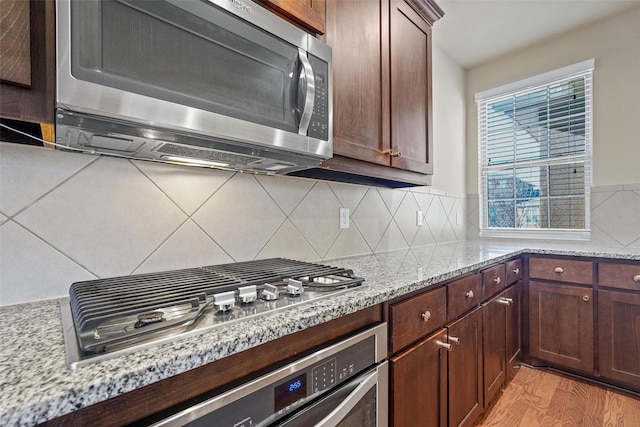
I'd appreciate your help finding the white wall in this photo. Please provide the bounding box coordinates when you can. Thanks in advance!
[431,45,467,194]
[465,7,640,190]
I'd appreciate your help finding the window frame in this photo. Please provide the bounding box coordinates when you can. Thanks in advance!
[475,59,595,240]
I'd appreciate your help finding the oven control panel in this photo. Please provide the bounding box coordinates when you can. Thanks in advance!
[159,333,379,427]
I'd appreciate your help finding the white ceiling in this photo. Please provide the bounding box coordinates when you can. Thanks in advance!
[433,0,640,69]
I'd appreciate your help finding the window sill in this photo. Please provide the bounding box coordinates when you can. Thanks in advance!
[480,228,591,241]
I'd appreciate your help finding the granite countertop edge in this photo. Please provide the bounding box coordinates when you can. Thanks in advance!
[2,243,640,426]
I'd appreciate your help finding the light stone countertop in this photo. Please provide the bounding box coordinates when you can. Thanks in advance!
[2,241,639,426]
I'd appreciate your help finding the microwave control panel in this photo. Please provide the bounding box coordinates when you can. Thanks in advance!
[308,54,330,142]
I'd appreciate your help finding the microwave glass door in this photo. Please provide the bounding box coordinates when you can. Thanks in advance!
[71,0,304,133]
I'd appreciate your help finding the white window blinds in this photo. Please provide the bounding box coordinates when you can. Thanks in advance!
[476,60,594,239]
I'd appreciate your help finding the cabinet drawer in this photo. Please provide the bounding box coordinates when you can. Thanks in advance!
[482,264,506,299]
[447,274,482,321]
[529,257,593,285]
[598,262,640,291]
[389,286,446,353]
[505,258,523,285]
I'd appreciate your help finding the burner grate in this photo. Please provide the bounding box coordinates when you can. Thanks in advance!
[69,258,362,353]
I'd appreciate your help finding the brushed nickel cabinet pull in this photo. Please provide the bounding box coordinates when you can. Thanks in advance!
[497,298,513,305]
[633,274,640,283]
[465,290,474,299]
[493,277,501,284]
[382,150,402,157]
[582,295,590,302]
[554,267,564,274]
[421,311,432,322]
[448,336,461,345]
[513,267,520,275]
[436,341,452,351]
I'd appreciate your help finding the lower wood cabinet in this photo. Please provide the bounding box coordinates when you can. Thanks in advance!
[528,281,594,373]
[481,291,507,408]
[447,308,483,427]
[505,281,522,379]
[597,260,640,393]
[390,328,448,427]
[598,290,640,389]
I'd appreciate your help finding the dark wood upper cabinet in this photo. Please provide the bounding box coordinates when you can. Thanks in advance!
[293,0,444,187]
[258,0,326,35]
[0,0,55,125]
[390,0,433,175]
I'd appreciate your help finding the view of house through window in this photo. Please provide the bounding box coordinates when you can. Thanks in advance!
[476,60,594,238]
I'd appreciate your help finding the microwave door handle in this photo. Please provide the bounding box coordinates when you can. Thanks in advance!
[297,48,315,135]
[313,367,380,427]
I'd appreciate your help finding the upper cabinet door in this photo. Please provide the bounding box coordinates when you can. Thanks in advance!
[259,0,326,34]
[324,0,390,167]
[390,0,433,174]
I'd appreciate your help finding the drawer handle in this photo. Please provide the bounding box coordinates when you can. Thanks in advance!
[383,150,402,158]
[435,341,452,351]
[513,267,520,275]
[583,295,590,302]
[633,275,640,283]
[497,297,513,305]
[421,311,432,322]
[448,336,461,345]
[465,290,474,299]
[493,277,501,284]
[554,267,564,274]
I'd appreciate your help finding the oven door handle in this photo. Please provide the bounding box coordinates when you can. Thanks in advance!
[313,364,381,427]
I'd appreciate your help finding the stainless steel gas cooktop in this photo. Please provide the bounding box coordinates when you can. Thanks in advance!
[60,258,364,370]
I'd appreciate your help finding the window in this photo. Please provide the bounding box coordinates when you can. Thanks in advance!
[476,59,594,239]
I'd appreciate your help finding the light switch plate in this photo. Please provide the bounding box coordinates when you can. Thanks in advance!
[416,211,423,226]
[339,208,349,229]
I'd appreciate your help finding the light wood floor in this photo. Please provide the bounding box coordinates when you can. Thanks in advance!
[478,366,640,426]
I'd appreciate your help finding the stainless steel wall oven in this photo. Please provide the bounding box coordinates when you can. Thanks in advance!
[148,324,388,427]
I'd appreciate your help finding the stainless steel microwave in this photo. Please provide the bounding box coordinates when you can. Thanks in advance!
[55,0,332,174]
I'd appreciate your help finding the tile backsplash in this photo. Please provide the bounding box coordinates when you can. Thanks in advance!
[0,142,467,305]
[466,185,640,248]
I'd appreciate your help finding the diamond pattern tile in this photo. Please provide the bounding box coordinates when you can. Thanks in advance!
[329,182,368,211]
[256,174,314,216]
[134,160,233,216]
[411,221,437,247]
[135,219,233,274]
[375,221,409,252]
[591,191,640,246]
[412,192,435,213]
[192,173,285,261]
[289,182,342,257]
[351,189,393,251]
[15,157,186,277]
[258,220,319,261]
[450,198,467,241]
[0,221,95,305]
[394,193,421,245]
[425,197,449,242]
[378,188,407,216]
[0,142,94,216]
[325,226,372,259]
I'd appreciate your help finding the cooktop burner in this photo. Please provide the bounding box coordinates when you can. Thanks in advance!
[60,258,364,370]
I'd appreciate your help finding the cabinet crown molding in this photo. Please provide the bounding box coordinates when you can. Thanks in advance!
[404,0,445,26]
